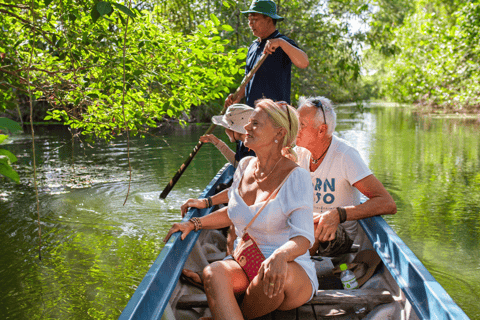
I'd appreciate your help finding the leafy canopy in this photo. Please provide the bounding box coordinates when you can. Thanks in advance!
[0,0,246,140]
[365,0,480,110]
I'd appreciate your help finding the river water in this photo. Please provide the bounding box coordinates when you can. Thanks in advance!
[0,105,479,319]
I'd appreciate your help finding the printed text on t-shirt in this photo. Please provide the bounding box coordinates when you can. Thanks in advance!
[314,178,335,204]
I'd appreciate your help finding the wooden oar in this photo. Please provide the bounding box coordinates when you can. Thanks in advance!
[159,53,268,199]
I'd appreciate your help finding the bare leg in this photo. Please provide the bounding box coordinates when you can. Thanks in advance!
[241,261,313,319]
[203,260,249,320]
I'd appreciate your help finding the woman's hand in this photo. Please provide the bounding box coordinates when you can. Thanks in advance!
[258,251,288,298]
[181,198,206,218]
[163,221,195,242]
[199,134,218,145]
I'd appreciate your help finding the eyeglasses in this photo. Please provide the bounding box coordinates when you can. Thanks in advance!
[276,101,291,131]
[311,99,326,124]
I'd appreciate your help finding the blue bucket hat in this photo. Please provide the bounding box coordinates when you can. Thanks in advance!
[241,0,284,22]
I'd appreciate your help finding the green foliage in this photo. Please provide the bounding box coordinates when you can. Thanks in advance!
[0,117,23,133]
[369,0,480,110]
[0,1,245,140]
[149,0,371,103]
[0,118,20,183]
[0,149,19,183]
[283,0,367,102]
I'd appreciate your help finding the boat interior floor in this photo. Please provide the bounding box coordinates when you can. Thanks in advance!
[166,229,417,320]
[176,289,395,320]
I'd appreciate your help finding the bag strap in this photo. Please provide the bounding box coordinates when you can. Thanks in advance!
[242,167,297,235]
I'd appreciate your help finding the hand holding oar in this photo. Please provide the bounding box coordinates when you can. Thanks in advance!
[159,54,268,199]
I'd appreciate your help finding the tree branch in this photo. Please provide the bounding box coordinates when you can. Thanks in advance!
[0,8,55,46]
[0,3,30,9]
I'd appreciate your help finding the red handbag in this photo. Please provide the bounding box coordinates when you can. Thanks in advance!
[233,231,265,282]
[233,169,296,282]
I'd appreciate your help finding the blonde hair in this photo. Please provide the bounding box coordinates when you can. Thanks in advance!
[255,99,299,162]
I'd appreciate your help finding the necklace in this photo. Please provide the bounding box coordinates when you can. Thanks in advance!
[311,140,332,164]
[253,157,283,183]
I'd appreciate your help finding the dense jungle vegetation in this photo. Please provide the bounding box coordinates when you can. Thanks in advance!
[1,0,480,181]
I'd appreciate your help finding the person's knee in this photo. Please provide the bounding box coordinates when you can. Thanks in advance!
[203,262,221,283]
[203,261,231,290]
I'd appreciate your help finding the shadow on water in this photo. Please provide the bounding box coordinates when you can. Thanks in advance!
[1,107,479,319]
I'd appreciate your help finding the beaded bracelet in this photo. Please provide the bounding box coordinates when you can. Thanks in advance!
[189,217,202,231]
[337,207,347,224]
[189,217,197,231]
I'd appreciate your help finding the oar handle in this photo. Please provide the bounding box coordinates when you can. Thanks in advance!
[230,53,267,103]
[159,124,216,199]
[159,53,268,199]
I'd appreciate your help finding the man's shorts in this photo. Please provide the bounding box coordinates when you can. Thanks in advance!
[316,224,353,257]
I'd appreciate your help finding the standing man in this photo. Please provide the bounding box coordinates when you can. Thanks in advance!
[295,96,397,257]
[225,0,309,108]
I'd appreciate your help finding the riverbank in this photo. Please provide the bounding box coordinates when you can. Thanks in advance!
[2,99,480,131]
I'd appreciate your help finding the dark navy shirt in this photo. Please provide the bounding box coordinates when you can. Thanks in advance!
[245,30,299,107]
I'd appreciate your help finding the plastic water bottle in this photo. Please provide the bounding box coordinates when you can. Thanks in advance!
[340,263,358,290]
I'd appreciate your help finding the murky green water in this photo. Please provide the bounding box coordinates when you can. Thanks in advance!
[0,106,479,319]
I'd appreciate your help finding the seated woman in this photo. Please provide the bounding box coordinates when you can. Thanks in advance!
[163,99,317,320]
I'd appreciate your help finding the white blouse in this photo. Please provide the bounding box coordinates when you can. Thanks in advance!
[227,156,318,298]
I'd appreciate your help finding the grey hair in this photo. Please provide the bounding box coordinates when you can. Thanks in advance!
[297,96,336,136]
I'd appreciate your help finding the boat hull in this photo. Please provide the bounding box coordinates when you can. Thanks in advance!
[119,164,469,320]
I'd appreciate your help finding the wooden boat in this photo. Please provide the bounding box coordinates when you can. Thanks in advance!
[118,164,470,320]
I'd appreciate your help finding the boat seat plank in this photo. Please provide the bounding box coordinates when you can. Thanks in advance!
[176,289,393,310]
[309,289,393,305]
[176,294,208,309]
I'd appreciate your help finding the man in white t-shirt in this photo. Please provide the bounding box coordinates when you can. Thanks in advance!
[294,96,397,256]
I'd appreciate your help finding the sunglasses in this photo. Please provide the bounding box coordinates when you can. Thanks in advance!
[311,99,326,124]
[276,101,291,131]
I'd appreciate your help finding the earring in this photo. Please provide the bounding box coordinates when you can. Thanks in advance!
[275,139,278,143]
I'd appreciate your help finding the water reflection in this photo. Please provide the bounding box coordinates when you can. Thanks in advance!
[365,107,480,319]
[0,125,229,319]
[0,108,479,319]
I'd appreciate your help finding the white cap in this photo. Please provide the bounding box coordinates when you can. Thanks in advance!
[212,104,253,134]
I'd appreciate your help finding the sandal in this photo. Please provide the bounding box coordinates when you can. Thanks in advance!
[180,269,204,291]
